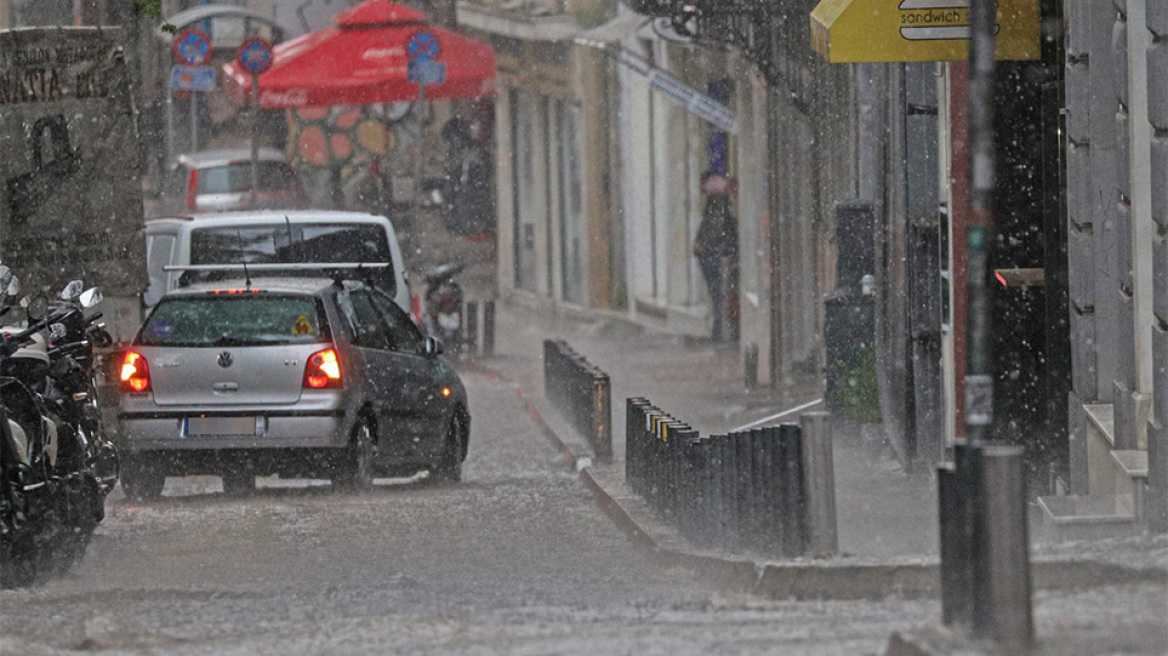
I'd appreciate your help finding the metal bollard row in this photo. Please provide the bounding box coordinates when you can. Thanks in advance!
[543,340,612,463]
[625,399,814,558]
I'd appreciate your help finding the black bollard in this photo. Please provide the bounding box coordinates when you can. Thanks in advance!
[482,300,496,356]
[759,426,783,557]
[708,434,730,545]
[626,398,650,494]
[744,342,759,389]
[732,431,753,549]
[676,429,700,539]
[746,428,769,551]
[690,436,717,546]
[649,414,675,512]
[593,373,612,463]
[939,440,975,626]
[662,421,686,519]
[464,300,478,355]
[718,433,740,545]
[778,424,808,557]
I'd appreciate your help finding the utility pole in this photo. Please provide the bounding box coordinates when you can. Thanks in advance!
[964,0,997,444]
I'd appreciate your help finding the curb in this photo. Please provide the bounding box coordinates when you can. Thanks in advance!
[465,360,1168,602]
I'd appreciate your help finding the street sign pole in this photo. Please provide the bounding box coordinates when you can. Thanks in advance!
[965,0,997,446]
[406,31,443,239]
[251,76,260,196]
[235,38,273,199]
[166,84,174,165]
[173,29,212,157]
[190,90,198,152]
[414,82,425,239]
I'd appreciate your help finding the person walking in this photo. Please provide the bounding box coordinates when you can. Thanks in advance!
[693,174,739,342]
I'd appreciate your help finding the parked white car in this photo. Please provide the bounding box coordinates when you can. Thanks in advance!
[143,211,411,313]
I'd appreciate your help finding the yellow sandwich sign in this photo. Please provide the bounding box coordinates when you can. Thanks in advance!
[811,0,1040,63]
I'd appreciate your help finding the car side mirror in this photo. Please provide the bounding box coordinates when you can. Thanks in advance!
[424,336,444,357]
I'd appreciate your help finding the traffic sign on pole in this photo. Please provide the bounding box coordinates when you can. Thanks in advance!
[173,29,212,66]
[407,60,446,85]
[170,65,216,92]
[237,37,274,75]
[407,31,440,62]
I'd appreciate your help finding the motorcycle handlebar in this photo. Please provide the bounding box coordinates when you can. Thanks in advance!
[1,308,75,356]
[47,340,90,358]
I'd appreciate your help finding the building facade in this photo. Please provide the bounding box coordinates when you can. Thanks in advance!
[461,0,777,382]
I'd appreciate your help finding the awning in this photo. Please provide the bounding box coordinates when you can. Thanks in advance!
[810,0,1040,64]
[222,0,495,109]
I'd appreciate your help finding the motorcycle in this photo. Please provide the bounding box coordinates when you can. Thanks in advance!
[0,269,115,588]
[42,281,119,498]
[422,263,465,358]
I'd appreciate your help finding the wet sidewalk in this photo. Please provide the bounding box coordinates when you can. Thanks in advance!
[475,300,939,560]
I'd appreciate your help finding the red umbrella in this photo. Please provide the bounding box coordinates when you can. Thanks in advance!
[222,0,495,108]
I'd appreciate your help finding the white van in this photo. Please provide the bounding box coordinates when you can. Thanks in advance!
[144,211,411,312]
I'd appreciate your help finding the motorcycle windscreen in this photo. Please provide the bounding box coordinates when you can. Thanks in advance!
[136,294,331,406]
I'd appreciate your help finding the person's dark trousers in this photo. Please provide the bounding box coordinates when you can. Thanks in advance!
[699,254,725,342]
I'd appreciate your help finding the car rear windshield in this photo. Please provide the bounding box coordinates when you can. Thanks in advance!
[187,223,395,294]
[138,294,329,347]
[197,162,301,194]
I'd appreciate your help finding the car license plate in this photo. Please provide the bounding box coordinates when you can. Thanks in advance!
[184,416,257,436]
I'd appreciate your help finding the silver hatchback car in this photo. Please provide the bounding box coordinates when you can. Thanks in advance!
[117,276,469,499]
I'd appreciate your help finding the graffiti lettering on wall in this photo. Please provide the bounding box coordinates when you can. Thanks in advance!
[5,115,81,226]
[0,68,110,105]
[0,43,112,105]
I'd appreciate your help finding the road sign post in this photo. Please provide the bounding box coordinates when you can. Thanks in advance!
[173,29,212,155]
[407,32,444,235]
[236,38,273,196]
[170,66,216,92]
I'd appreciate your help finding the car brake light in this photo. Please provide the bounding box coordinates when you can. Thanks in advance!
[186,169,199,210]
[304,347,342,389]
[120,351,151,392]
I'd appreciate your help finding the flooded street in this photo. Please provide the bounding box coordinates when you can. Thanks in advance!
[0,371,938,655]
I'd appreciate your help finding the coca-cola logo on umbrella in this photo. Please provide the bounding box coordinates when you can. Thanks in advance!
[260,89,310,107]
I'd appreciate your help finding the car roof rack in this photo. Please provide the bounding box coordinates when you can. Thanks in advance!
[167,263,392,290]
[163,263,390,272]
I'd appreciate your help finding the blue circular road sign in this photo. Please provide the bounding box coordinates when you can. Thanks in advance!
[238,38,273,74]
[407,32,440,61]
[174,29,211,66]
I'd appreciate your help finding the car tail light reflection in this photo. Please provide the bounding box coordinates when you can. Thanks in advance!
[120,351,151,392]
[304,347,342,389]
